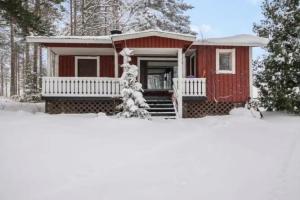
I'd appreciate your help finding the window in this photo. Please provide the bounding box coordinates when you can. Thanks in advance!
[216,49,236,74]
[75,56,100,77]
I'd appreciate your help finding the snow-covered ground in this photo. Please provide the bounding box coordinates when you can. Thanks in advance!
[0,99,299,200]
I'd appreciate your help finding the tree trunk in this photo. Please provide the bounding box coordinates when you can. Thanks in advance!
[16,50,20,95]
[104,3,107,35]
[24,41,30,95]
[81,0,85,35]
[10,17,16,96]
[112,0,120,30]
[39,46,43,90]
[33,45,38,93]
[33,0,41,93]
[70,0,73,35]
[0,56,4,96]
[74,0,77,35]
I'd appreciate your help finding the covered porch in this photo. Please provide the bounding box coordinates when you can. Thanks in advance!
[42,47,206,117]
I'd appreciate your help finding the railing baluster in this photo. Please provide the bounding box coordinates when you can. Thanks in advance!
[41,77,123,97]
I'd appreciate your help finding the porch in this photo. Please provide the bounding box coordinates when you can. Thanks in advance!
[42,45,208,117]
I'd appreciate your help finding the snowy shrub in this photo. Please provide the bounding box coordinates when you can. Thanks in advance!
[10,93,42,103]
[117,48,150,119]
[19,93,42,103]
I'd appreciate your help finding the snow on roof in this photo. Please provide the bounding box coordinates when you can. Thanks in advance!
[26,32,268,47]
[26,30,196,44]
[194,34,269,47]
[111,29,196,42]
[26,35,112,44]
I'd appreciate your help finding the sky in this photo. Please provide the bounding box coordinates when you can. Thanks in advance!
[185,0,265,57]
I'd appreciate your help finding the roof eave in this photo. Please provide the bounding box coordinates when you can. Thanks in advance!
[193,41,268,47]
[26,37,112,44]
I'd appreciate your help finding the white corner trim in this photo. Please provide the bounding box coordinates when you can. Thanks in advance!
[114,50,119,78]
[216,48,236,74]
[55,54,59,77]
[249,47,253,98]
[47,47,51,76]
[75,56,100,77]
[177,48,183,118]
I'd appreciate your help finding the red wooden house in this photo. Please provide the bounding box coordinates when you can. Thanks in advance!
[27,30,267,118]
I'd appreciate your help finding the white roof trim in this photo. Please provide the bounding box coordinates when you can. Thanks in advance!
[111,30,196,42]
[26,36,112,44]
[194,34,269,47]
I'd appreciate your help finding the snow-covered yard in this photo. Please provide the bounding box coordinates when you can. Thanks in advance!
[0,99,300,200]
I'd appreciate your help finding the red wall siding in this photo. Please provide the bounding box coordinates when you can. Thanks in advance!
[114,36,192,49]
[100,56,114,77]
[196,46,250,103]
[59,56,75,76]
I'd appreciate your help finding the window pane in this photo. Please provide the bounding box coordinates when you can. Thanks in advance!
[219,53,232,70]
[191,56,195,76]
[78,59,97,77]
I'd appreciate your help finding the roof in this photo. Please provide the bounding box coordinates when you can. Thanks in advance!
[26,31,268,47]
[194,34,269,47]
[26,35,112,44]
[111,30,196,42]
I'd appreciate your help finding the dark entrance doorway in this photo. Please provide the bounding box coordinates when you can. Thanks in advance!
[140,60,177,93]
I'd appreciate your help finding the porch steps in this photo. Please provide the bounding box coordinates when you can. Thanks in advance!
[145,97,176,119]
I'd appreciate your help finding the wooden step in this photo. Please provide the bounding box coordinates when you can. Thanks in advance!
[147,108,175,112]
[150,112,176,117]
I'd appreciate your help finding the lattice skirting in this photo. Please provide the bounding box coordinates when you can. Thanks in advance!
[183,101,244,118]
[45,98,122,114]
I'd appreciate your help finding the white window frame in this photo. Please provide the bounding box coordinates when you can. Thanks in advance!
[216,49,236,74]
[75,56,100,77]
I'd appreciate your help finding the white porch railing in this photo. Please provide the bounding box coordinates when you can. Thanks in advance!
[42,77,121,97]
[173,78,206,97]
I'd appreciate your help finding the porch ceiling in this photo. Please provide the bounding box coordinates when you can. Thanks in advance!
[50,47,114,55]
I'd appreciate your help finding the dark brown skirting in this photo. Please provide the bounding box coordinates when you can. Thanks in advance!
[183,100,244,118]
[45,97,122,114]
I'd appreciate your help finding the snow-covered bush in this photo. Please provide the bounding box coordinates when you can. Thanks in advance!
[117,48,150,119]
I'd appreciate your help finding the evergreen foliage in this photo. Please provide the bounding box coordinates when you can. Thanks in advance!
[253,0,300,113]
[117,48,150,119]
[125,0,195,34]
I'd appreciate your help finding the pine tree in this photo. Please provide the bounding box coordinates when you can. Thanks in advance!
[124,0,195,34]
[253,0,300,114]
[117,48,150,119]
[73,0,122,36]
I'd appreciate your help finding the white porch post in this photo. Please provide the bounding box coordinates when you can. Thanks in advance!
[47,47,51,76]
[114,50,119,78]
[183,52,186,78]
[249,47,253,99]
[54,54,59,77]
[177,48,183,118]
